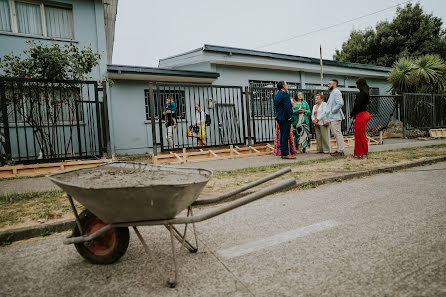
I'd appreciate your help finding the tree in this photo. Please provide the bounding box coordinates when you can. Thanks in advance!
[0,41,102,160]
[388,54,446,94]
[334,3,446,67]
[0,40,101,80]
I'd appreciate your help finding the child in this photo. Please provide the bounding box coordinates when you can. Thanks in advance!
[165,96,177,127]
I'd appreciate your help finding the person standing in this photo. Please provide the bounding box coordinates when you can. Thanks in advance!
[274,81,295,159]
[326,79,345,156]
[311,93,330,154]
[163,96,176,150]
[350,78,372,159]
[292,92,311,153]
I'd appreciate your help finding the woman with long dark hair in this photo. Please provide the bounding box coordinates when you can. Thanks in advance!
[351,78,372,158]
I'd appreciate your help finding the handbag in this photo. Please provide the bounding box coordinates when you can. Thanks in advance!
[322,117,329,126]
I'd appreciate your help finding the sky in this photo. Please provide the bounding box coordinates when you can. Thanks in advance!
[112,0,446,68]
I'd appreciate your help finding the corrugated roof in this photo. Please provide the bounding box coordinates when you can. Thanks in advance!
[160,44,392,73]
[107,64,220,78]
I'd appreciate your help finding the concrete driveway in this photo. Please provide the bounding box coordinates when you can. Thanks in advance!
[1,162,445,297]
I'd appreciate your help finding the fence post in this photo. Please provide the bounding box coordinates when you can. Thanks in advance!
[431,94,436,129]
[244,86,252,146]
[402,93,406,139]
[94,83,104,155]
[0,79,12,159]
[101,83,111,156]
[148,82,158,156]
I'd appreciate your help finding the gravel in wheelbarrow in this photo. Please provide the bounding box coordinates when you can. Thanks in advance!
[47,162,212,224]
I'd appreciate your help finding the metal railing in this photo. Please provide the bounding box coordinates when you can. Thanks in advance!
[0,78,108,164]
[402,93,446,137]
[149,83,246,152]
[247,87,405,143]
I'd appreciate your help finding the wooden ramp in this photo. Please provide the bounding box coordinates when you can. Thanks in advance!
[0,159,111,178]
[152,134,382,164]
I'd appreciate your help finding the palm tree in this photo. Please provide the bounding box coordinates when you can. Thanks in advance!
[410,55,446,94]
[388,57,415,94]
[388,55,446,94]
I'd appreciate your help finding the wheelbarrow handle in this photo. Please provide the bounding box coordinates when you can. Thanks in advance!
[192,167,292,206]
[115,178,297,227]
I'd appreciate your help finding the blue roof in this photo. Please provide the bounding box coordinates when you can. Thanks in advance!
[107,64,220,78]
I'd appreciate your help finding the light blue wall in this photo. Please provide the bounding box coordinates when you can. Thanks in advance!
[0,0,107,80]
[108,80,153,155]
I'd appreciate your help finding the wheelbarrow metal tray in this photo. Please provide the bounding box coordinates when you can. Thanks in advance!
[47,162,212,224]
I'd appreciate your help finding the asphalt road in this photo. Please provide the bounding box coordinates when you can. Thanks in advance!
[1,162,445,297]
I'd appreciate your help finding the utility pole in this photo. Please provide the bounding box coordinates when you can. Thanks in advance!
[320,44,323,89]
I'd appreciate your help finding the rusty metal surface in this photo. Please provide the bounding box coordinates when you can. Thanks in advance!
[47,162,212,223]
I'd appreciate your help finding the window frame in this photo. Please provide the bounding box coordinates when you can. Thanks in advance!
[144,89,187,122]
[1,0,74,40]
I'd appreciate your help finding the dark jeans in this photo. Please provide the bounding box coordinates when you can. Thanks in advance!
[277,120,291,156]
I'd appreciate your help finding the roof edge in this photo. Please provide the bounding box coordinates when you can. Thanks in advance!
[197,44,392,72]
[107,64,220,78]
[158,47,204,64]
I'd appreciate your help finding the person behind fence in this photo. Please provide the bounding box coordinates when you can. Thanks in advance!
[326,79,345,156]
[164,95,177,127]
[0,130,9,166]
[292,92,311,153]
[187,103,207,146]
[162,96,176,150]
[273,81,296,159]
[350,78,372,159]
[312,93,331,154]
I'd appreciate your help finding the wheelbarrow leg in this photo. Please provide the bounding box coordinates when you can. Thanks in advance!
[68,195,83,235]
[132,226,177,288]
[168,224,179,287]
[164,207,199,253]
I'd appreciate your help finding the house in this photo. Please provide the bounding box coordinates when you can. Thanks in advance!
[158,44,392,94]
[0,0,118,162]
[0,2,395,161]
[106,45,393,155]
[0,0,118,79]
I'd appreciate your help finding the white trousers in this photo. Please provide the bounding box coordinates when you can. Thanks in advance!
[166,126,173,149]
[329,120,344,152]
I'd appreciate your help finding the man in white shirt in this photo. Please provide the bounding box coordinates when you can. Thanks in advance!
[325,79,345,156]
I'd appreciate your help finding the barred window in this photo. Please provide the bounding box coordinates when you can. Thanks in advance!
[144,90,186,121]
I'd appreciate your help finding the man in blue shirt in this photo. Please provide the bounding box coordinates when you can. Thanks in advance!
[274,81,295,159]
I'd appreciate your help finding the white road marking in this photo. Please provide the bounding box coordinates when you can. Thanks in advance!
[217,220,341,259]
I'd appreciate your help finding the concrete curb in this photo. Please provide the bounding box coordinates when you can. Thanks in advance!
[1,156,445,245]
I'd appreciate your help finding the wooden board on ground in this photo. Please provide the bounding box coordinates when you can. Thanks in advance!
[0,159,111,178]
[429,129,446,138]
[152,135,382,164]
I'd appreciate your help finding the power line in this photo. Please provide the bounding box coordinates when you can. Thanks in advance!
[255,0,411,50]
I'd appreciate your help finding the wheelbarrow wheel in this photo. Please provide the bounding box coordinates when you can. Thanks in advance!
[72,209,129,265]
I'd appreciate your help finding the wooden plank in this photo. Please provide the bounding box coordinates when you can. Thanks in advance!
[173,153,183,163]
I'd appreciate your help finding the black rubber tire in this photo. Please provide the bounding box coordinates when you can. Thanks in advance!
[72,209,129,265]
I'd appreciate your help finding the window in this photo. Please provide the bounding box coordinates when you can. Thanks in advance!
[0,0,11,32]
[249,80,300,117]
[0,1,74,39]
[368,88,380,114]
[307,83,345,89]
[249,80,300,89]
[145,90,186,121]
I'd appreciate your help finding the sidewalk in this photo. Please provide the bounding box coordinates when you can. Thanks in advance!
[1,138,445,195]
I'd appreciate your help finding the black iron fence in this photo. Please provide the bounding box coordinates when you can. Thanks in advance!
[150,83,246,152]
[402,93,446,135]
[0,78,108,164]
[248,87,396,143]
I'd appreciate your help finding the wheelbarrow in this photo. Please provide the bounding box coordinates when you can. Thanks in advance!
[47,162,295,287]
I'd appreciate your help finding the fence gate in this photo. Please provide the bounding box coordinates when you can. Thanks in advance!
[153,83,246,151]
[0,78,108,164]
